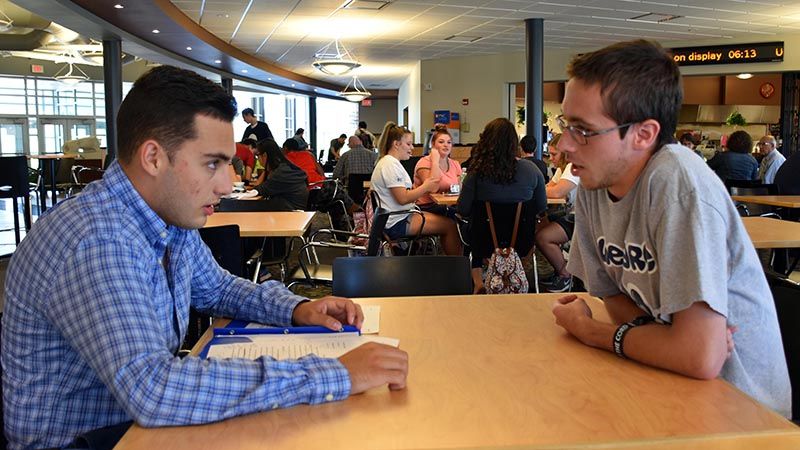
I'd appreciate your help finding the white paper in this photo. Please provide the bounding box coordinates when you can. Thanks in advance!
[206,333,399,360]
[225,190,259,199]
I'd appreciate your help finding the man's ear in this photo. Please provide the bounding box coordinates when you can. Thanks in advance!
[631,119,660,152]
[137,139,167,177]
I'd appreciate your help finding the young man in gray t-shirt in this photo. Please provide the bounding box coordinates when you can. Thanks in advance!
[550,40,790,418]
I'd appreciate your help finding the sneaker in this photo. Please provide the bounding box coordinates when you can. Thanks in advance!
[546,275,573,293]
[538,273,559,287]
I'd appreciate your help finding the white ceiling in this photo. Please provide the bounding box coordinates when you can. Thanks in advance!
[172,0,800,88]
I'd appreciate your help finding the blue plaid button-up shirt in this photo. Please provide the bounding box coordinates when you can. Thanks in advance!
[2,162,350,449]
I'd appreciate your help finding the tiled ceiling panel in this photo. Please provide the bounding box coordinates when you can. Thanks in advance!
[171,0,798,88]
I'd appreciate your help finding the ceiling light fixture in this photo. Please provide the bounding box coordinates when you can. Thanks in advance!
[114,4,124,9]
[82,50,104,65]
[0,8,13,32]
[152,29,160,34]
[214,59,222,64]
[54,62,90,85]
[186,46,192,51]
[312,39,361,76]
[737,73,754,80]
[339,75,371,102]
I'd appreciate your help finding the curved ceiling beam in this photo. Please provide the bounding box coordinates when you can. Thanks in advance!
[66,0,345,97]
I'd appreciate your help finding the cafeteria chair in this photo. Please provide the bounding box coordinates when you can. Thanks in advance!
[186,225,246,350]
[765,271,800,422]
[367,190,431,256]
[0,156,34,244]
[468,199,542,293]
[726,181,781,218]
[307,179,351,231]
[332,255,472,297]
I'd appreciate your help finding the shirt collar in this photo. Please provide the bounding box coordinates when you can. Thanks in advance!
[103,161,172,249]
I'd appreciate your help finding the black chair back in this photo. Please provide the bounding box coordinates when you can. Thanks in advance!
[728,183,779,217]
[332,255,472,297]
[366,207,391,256]
[347,173,371,207]
[0,156,30,197]
[198,225,244,277]
[400,156,421,180]
[766,272,800,421]
[469,199,539,263]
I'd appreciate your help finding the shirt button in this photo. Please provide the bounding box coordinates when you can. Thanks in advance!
[160,231,167,238]
[271,403,279,410]
[325,393,334,402]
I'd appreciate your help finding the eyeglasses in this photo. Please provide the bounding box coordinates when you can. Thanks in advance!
[556,114,635,145]
[756,142,772,147]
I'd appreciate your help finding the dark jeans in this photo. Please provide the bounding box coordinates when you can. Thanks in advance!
[66,421,133,450]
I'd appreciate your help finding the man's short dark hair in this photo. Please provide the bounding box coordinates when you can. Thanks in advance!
[339,133,347,139]
[358,121,367,129]
[241,138,257,148]
[116,66,237,164]
[727,130,753,154]
[295,128,304,135]
[567,40,682,151]
[283,138,301,151]
[679,133,696,146]
[520,135,537,155]
[241,108,255,117]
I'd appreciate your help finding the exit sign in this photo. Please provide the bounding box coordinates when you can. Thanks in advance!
[361,99,372,107]
[31,64,44,73]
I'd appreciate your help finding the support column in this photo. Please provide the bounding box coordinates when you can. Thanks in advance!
[221,77,233,96]
[525,18,544,159]
[102,39,122,167]
[309,97,318,158]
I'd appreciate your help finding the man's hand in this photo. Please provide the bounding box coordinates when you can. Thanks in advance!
[551,294,593,341]
[292,296,364,331]
[726,325,737,359]
[339,342,409,394]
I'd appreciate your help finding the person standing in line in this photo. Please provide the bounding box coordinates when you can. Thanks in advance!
[241,107,274,142]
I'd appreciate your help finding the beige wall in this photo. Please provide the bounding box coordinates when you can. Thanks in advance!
[398,61,421,140]
[358,98,398,135]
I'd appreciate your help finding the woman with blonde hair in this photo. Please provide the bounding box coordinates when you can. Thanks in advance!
[374,120,397,155]
[370,124,463,256]
[413,127,463,216]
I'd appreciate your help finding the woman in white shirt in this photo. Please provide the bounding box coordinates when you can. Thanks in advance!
[370,124,463,256]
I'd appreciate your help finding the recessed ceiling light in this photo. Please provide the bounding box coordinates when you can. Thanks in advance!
[737,73,754,80]
[214,59,221,64]
[217,13,230,18]
[186,46,192,51]
[114,4,124,9]
[267,78,272,81]
[313,88,318,92]
[152,29,160,34]
[241,69,248,73]
[343,0,389,10]
[443,35,483,43]
[291,84,296,87]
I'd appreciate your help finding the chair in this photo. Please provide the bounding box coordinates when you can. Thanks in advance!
[346,173,372,207]
[765,271,800,421]
[184,224,249,350]
[216,197,294,212]
[468,199,542,292]
[0,156,34,244]
[726,181,780,218]
[70,166,105,195]
[367,190,428,256]
[400,155,421,180]
[41,157,77,200]
[307,179,350,231]
[332,255,472,297]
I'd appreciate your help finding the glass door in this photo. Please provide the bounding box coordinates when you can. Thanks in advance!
[0,118,28,155]
[37,118,95,154]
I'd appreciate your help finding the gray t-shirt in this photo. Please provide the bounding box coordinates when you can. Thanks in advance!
[567,144,791,417]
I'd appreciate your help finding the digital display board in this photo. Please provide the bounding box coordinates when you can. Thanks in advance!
[670,42,784,66]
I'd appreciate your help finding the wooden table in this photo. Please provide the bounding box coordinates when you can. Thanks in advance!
[117,294,798,450]
[27,153,79,212]
[732,195,800,209]
[430,193,567,206]
[742,216,800,249]
[204,211,315,237]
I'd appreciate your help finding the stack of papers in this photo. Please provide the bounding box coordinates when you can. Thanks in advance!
[206,332,398,360]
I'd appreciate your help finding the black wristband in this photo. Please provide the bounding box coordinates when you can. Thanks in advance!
[613,322,634,359]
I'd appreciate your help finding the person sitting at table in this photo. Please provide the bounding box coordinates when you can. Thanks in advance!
[234,138,257,181]
[456,118,546,291]
[707,130,759,183]
[549,40,789,418]
[413,127,463,217]
[536,133,581,293]
[520,134,549,183]
[283,137,325,185]
[1,66,409,450]
[251,139,309,210]
[371,124,463,256]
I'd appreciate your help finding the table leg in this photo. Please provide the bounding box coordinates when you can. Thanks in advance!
[49,159,57,208]
[39,164,47,213]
